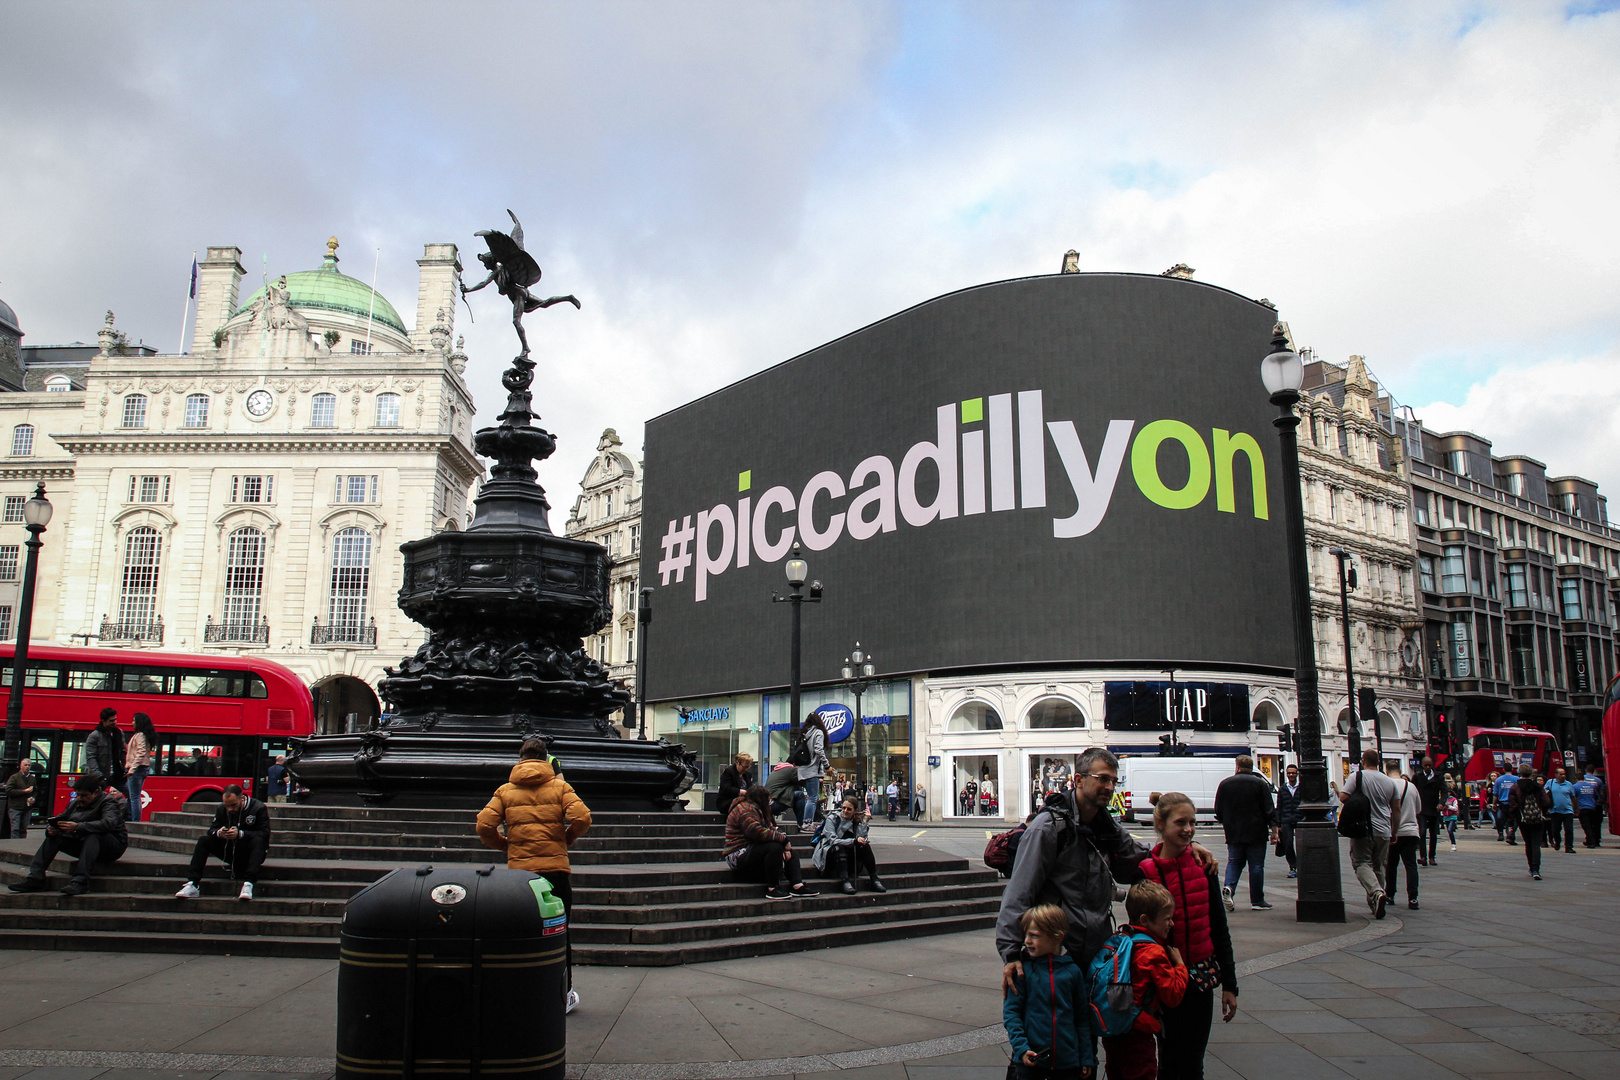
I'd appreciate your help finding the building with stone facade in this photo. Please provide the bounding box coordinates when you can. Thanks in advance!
[1294,353,1426,781]
[563,429,643,730]
[0,237,482,733]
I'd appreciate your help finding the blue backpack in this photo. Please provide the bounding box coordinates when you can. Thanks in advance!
[1087,930,1155,1037]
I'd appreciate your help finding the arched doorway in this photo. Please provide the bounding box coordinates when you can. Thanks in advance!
[312,675,381,735]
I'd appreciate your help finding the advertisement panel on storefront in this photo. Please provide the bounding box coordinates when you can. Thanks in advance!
[643,272,1291,700]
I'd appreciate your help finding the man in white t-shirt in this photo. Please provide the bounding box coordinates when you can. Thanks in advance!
[1340,748,1399,919]
[1384,766,1422,911]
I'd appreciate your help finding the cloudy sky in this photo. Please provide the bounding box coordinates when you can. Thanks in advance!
[2,0,1617,501]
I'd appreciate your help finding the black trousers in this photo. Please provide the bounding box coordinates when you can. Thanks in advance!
[1550,813,1575,853]
[1580,808,1603,847]
[1520,824,1545,873]
[826,844,878,880]
[188,832,268,884]
[1278,823,1297,870]
[733,841,803,890]
[1157,983,1214,1080]
[1418,812,1441,862]
[1385,836,1419,901]
[27,830,126,884]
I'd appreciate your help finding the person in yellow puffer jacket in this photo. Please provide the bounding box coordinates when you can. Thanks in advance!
[476,736,592,1013]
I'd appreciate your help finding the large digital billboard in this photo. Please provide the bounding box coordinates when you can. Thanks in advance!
[642,272,1293,701]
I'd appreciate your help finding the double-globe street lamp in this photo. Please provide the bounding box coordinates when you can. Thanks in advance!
[1,484,52,840]
[771,543,822,752]
[1262,327,1347,923]
[840,643,878,795]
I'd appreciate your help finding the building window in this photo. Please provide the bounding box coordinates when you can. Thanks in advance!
[223,527,266,629]
[231,475,273,503]
[1440,546,1466,593]
[0,605,11,641]
[1449,618,1473,678]
[122,395,148,428]
[184,394,210,428]
[0,546,17,581]
[1,497,22,523]
[1418,555,1435,594]
[629,523,640,555]
[1025,698,1084,729]
[604,492,614,518]
[1562,578,1583,621]
[311,393,337,428]
[1507,564,1528,608]
[330,527,372,629]
[10,425,33,456]
[625,625,634,660]
[375,393,401,427]
[45,376,71,392]
[350,340,372,355]
[947,701,1003,732]
[129,475,170,503]
[336,475,378,503]
[118,526,162,629]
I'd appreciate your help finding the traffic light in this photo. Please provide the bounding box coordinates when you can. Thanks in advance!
[1358,687,1378,729]
[1278,724,1293,752]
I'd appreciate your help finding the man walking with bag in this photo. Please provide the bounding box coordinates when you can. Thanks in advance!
[1339,749,1398,919]
[1214,755,1279,911]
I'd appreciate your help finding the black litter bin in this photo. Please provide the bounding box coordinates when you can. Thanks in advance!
[337,864,568,1079]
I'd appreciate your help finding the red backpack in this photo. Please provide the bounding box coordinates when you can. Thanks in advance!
[983,823,1027,877]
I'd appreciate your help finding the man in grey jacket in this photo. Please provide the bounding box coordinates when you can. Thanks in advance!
[996,747,1217,989]
[83,709,126,791]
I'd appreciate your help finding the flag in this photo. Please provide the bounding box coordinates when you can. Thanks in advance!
[188,258,198,299]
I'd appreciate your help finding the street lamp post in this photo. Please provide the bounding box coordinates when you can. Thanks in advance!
[1328,547,1363,764]
[841,644,878,794]
[1262,327,1346,923]
[1,484,52,840]
[771,543,822,753]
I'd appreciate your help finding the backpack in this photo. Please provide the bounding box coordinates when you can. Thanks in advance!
[983,823,1027,877]
[1517,782,1548,826]
[787,732,811,768]
[1336,777,1373,839]
[1087,930,1155,1037]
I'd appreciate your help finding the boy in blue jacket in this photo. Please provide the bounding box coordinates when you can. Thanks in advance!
[1003,904,1096,1079]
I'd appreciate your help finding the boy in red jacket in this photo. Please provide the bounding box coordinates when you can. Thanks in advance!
[1103,881,1189,1080]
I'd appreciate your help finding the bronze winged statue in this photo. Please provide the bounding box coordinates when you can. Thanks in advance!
[461,210,579,358]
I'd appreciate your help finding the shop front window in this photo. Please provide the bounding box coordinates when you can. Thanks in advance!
[1024,698,1084,728]
[763,680,912,797]
[1029,753,1081,812]
[952,754,1000,817]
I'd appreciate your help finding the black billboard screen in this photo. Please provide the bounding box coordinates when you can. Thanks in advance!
[642,273,1293,701]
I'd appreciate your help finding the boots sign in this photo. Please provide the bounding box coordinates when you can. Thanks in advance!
[642,273,1294,700]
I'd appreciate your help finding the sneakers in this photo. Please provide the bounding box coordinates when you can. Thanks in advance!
[59,879,88,897]
[1220,886,1235,912]
[238,882,254,902]
[1418,858,1428,867]
[790,883,819,897]
[565,989,579,1015]
[1408,899,1420,910]
[1451,843,1457,851]
[764,887,793,900]
[1287,869,1298,879]
[8,877,46,893]
[175,882,201,899]
[1251,902,1274,911]
[1374,891,1388,920]
[1532,872,1542,880]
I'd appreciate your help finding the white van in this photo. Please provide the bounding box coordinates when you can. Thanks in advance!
[1118,756,1252,824]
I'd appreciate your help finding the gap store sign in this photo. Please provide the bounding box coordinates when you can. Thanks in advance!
[643,273,1292,701]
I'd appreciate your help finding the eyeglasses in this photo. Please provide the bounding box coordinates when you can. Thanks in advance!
[1082,773,1118,786]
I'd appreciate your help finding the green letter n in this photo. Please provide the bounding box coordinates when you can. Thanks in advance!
[1213,429,1268,519]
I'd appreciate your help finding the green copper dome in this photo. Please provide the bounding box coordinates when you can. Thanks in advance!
[233,242,407,334]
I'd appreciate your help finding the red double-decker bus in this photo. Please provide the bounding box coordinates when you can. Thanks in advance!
[1602,675,1620,833]
[0,644,313,822]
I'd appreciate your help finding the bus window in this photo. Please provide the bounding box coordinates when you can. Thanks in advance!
[64,665,118,692]
[0,664,60,689]
[57,739,83,774]
[248,673,267,699]
[121,669,177,695]
[178,669,269,699]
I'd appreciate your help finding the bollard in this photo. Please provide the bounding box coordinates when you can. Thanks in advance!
[337,864,566,1079]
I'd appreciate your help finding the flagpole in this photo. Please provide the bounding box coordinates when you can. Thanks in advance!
[177,252,196,355]
[363,247,379,354]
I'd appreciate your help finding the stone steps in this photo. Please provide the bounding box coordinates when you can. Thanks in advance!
[0,803,1004,966]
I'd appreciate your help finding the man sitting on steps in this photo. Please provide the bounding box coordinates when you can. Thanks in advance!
[174,784,272,901]
[9,771,128,896]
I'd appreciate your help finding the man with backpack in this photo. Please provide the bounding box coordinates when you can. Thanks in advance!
[1338,749,1398,919]
[996,748,1216,993]
[1506,762,1552,880]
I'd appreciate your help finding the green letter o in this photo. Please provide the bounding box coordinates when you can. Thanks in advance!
[1132,419,1211,510]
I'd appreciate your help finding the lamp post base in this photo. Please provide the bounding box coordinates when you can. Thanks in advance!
[1292,820,1346,923]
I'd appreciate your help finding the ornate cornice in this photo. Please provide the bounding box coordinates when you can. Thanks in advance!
[0,464,74,480]
[52,432,483,483]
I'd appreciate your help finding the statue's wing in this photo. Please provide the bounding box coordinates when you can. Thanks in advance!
[506,209,524,250]
[476,230,542,288]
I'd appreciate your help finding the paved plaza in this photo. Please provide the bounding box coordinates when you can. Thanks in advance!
[0,821,1616,1079]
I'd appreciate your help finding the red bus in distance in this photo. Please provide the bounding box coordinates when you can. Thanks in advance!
[1602,675,1620,833]
[1457,727,1562,785]
[0,644,313,821]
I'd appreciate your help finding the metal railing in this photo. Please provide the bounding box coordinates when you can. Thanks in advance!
[204,615,269,644]
[99,616,163,644]
[311,617,376,646]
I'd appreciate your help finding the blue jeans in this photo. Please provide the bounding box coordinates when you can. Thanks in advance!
[1224,841,1267,905]
[125,766,150,823]
[800,777,821,826]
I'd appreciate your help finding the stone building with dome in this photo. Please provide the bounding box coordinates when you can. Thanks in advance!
[0,238,482,733]
[564,428,643,730]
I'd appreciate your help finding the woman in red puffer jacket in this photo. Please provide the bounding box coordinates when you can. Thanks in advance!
[1139,792,1239,1080]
